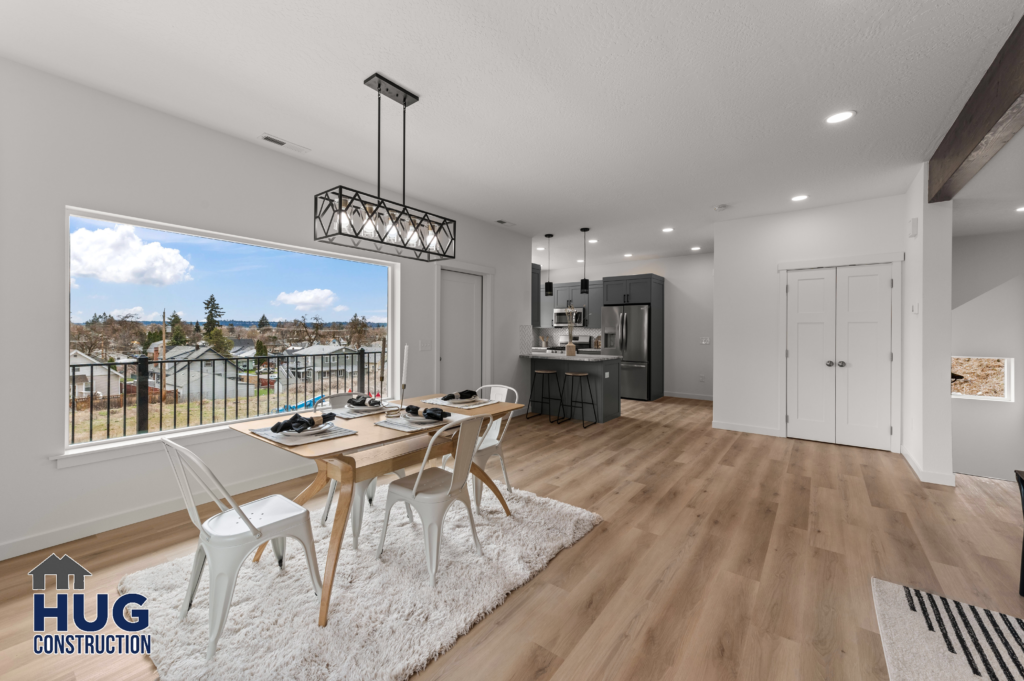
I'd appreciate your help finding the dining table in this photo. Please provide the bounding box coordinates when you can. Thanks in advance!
[230,393,524,626]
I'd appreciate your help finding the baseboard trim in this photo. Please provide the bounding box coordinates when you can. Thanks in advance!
[711,421,784,437]
[665,391,713,401]
[899,449,956,487]
[0,462,316,562]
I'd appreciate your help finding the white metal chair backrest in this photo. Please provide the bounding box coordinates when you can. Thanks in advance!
[161,438,262,539]
[477,384,518,442]
[313,392,365,413]
[411,415,490,497]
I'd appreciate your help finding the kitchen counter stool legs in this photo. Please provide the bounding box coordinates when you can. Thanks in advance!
[526,369,564,423]
[559,372,596,428]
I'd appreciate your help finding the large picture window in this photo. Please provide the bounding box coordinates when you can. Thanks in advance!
[951,356,1014,402]
[68,213,390,445]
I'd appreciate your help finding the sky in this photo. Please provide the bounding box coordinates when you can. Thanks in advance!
[69,216,388,325]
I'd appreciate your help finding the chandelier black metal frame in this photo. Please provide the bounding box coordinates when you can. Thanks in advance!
[313,73,456,262]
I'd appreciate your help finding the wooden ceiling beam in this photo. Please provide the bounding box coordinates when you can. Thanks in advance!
[928,14,1024,203]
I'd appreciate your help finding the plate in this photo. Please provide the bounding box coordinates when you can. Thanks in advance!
[401,412,444,425]
[443,396,478,405]
[282,423,333,436]
[344,404,384,412]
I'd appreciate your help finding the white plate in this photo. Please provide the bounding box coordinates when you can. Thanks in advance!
[442,396,478,405]
[401,412,444,425]
[282,423,333,436]
[344,404,383,412]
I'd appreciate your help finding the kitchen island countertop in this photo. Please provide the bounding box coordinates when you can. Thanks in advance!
[520,353,621,363]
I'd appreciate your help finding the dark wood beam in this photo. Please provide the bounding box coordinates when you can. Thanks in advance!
[929,14,1024,203]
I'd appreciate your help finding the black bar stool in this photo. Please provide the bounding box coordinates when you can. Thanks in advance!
[526,369,563,423]
[559,372,596,428]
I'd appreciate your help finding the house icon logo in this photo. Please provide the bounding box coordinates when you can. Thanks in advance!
[29,554,151,656]
[29,554,91,590]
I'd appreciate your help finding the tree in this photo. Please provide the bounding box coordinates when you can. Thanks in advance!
[227,323,236,336]
[258,314,270,330]
[202,295,224,335]
[193,320,201,334]
[299,315,325,345]
[344,314,369,349]
[204,326,234,355]
[142,328,162,351]
[170,320,188,346]
[255,339,268,358]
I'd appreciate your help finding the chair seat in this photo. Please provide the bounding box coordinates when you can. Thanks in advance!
[565,372,588,377]
[388,467,456,503]
[476,435,501,452]
[534,369,557,374]
[202,494,307,542]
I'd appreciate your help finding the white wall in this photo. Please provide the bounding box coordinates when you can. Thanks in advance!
[950,231,1024,481]
[712,194,906,435]
[548,253,714,400]
[0,57,531,559]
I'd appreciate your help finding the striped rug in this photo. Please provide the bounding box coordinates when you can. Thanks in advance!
[873,578,1024,680]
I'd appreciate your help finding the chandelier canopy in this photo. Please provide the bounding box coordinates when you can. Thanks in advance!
[314,73,456,262]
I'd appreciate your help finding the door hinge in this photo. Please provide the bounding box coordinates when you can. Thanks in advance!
[891,279,894,288]
[786,284,789,293]
[786,415,789,423]
[786,349,789,358]
[890,426,893,434]
[890,352,893,361]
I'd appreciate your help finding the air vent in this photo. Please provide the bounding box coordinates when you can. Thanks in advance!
[259,134,310,154]
[495,219,517,227]
[496,220,508,225]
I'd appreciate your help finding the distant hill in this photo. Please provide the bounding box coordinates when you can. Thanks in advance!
[139,319,386,328]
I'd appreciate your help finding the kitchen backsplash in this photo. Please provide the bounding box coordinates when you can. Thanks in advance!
[520,325,604,355]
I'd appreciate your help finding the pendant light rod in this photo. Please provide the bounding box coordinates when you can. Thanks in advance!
[403,103,407,204]
[377,84,381,199]
[579,227,590,295]
[544,234,553,296]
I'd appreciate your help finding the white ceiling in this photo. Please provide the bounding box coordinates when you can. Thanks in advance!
[0,0,1019,269]
[953,127,1024,237]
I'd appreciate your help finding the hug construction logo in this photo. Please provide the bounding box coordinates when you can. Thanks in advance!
[29,553,151,656]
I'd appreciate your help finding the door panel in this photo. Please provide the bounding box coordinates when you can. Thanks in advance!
[835,264,891,449]
[604,280,628,304]
[627,278,652,304]
[787,268,836,443]
[440,270,482,393]
[555,286,572,308]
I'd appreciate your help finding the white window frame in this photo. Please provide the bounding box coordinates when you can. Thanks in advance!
[951,356,1014,403]
[63,206,396,453]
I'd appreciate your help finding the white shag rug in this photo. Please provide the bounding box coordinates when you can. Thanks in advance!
[119,484,601,680]
[873,577,1024,680]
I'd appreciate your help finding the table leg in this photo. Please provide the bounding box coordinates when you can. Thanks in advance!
[319,461,354,627]
[470,462,511,516]
[253,461,329,563]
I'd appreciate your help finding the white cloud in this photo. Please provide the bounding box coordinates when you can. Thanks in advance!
[333,305,349,312]
[273,288,337,312]
[70,277,79,289]
[70,225,193,286]
[368,315,388,324]
[111,306,163,322]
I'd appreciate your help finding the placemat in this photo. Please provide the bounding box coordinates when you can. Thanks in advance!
[374,413,469,433]
[251,423,357,445]
[421,397,499,410]
[334,408,386,419]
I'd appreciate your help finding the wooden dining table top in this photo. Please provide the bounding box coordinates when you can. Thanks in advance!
[230,394,524,461]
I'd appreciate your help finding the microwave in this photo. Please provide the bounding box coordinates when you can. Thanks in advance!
[553,308,584,327]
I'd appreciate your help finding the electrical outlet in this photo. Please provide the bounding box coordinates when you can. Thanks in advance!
[699,374,705,382]
[605,371,609,379]
[419,339,432,352]
[700,337,710,345]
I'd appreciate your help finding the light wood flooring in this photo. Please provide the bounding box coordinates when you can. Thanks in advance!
[1,397,1022,680]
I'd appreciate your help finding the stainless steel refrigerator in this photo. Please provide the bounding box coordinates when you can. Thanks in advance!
[602,304,650,400]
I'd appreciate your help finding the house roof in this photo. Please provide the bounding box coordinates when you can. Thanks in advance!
[69,350,125,377]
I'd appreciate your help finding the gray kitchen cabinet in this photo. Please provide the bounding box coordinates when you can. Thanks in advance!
[603,279,629,304]
[586,281,602,326]
[603,275,654,304]
[531,263,541,327]
[541,285,554,327]
[554,284,572,308]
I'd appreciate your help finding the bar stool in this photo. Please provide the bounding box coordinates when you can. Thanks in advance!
[527,369,564,423]
[559,372,596,428]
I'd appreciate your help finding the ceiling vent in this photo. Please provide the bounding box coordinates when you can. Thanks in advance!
[495,219,517,227]
[259,134,310,155]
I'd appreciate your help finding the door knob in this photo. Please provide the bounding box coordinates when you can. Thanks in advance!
[825,361,834,367]
[837,361,846,367]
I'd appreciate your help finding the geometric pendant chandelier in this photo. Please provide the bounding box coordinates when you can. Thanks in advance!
[314,73,456,261]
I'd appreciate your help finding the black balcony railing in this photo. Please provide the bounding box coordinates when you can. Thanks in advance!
[68,350,385,445]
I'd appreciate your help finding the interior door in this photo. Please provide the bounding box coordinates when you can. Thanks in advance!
[787,268,836,443]
[440,270,482,392]
[835,264,891,449]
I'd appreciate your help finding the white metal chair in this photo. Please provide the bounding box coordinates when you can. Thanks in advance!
[314,392,412,544]
[376,415,490,587]
[161,438,322,660]
[442,385,517,512]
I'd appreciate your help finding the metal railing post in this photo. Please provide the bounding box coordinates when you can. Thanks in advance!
[358,348,366,394]
[137,356,149,434]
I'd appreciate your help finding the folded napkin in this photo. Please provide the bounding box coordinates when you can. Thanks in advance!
[271,412,335,433]
[442,389,477,401]
[406,405,450,421]
[347,395,382,407]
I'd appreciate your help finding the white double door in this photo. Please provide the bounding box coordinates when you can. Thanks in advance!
[786,264,891,450]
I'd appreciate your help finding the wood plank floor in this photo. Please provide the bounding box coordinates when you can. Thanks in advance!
[1,397,1021,680]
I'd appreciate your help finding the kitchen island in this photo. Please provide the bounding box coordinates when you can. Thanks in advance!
[520,352,621,423]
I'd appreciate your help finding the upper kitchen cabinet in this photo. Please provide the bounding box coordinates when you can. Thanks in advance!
[585,280,602,326]
[531,263,541,327]
[602,274,661,305]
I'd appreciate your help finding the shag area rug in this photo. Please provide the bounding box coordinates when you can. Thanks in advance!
[120,484,601,680]
[873,577,1024,680]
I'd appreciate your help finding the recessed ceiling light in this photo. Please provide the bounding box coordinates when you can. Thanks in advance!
[792,195,809,202]
[1017,207,1024,212]
[577,259,584,263]
[662,227,674,233]
[691,246,701,251]
[588,239,598,243]
[826,111,856,124]
[624,253,632,257]
[536,247,545,250]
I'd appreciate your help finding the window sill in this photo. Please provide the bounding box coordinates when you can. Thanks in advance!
[52,425,241,469]
[951,393,1014,403]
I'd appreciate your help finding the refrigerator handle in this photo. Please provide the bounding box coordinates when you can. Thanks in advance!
[617,312,623,351]
[623,313,628,352]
